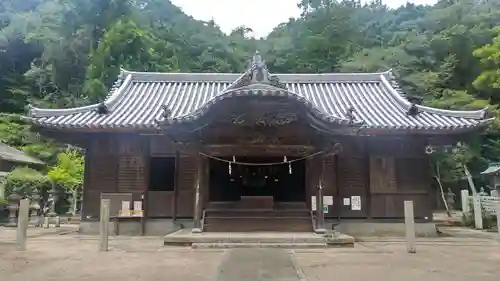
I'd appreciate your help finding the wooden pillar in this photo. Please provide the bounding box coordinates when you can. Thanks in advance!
[315,155,326,234]
[364,138,372,219]
[192,153,205,233]
[172,149,180,222]
[141,137,150,236]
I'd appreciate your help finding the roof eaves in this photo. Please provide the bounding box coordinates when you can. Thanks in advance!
[379,71,489,121]
[27,73,133,119]
[480,165,500,175]
[0,143,44,165]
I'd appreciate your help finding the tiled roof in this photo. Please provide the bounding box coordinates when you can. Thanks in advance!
[481,163,500,175]
[26,54,492,133]
[0,143,44,165]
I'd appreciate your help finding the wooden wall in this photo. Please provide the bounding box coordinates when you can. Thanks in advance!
[82,134,196,219]
[81,133,433,220]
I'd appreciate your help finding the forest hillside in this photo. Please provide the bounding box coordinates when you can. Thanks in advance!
[1,0,500,204]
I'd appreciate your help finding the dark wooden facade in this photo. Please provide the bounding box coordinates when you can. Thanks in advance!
[27,53,492,232]
[78,127,433,223]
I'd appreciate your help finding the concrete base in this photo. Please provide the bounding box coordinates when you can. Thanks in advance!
[191,242,329,249]
[191,228,202,233]
[79,219,193,236]
[314,228,326,234]
[78,218,436,238]
[323,232,355,247]
[164,229,355,248]
[329,221,437,237]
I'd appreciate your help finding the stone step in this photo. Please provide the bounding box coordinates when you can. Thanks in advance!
[205,210,310,217]
[204,217,312,232]
[164,234,326,244]
[191,242,328,249]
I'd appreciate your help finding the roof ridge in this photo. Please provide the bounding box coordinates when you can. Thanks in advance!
[121,68,389,83]
[379,70,487,120]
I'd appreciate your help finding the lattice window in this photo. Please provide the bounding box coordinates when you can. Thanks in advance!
[118,155,146,192]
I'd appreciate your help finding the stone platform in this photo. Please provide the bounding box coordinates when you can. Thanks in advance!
[163,229,355,248]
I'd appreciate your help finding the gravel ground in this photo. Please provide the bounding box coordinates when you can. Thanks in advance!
[1,232,499,281]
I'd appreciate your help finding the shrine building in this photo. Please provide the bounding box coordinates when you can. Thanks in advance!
[25,53,492,236]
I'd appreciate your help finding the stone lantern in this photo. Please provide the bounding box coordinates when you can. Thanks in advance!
[6,193,21,227]
[47,185,59,217]
[71,188,81,216]
[30,193,42,226]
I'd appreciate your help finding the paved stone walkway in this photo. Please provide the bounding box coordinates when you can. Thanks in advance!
[215,249,301,281]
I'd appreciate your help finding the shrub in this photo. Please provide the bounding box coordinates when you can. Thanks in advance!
[4,167,52,198]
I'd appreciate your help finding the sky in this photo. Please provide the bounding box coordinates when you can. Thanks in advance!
[170,0,438,38]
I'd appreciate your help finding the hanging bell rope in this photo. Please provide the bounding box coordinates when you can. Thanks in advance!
[199,151,324,166]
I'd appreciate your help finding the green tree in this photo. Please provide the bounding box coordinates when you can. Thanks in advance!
[473,26,500,98]
[47,149,84,192]
[84,19,178,101]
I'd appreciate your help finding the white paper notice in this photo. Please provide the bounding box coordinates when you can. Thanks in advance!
[324,196,333,205]
[343,198,350,206]
[119,201,131,217]
[351,196,361,211]
[311,196,316,211]
[122,201,130,210]
[133,201,142,211]
[133,201,143,217]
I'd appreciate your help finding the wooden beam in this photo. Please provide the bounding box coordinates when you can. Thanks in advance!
[202,144,317,157]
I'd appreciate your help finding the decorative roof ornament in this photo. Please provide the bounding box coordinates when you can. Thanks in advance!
[110,69,126,92]
[230,51,288,90]
[161,104,171,119]
[406,104,419,116]
[96,102,109,115]
[345,107,356,124]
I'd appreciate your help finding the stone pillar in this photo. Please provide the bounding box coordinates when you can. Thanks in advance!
[192,154,204,233]
[460,190,470,220]
[99,199,110,251]
[473,195,483,229]
[16,199,30,251]
[71,188,79,216]
[6,194,21,227]
[404,200,416,253]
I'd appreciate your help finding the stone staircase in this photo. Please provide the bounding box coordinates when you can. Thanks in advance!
[203,204,313,232]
